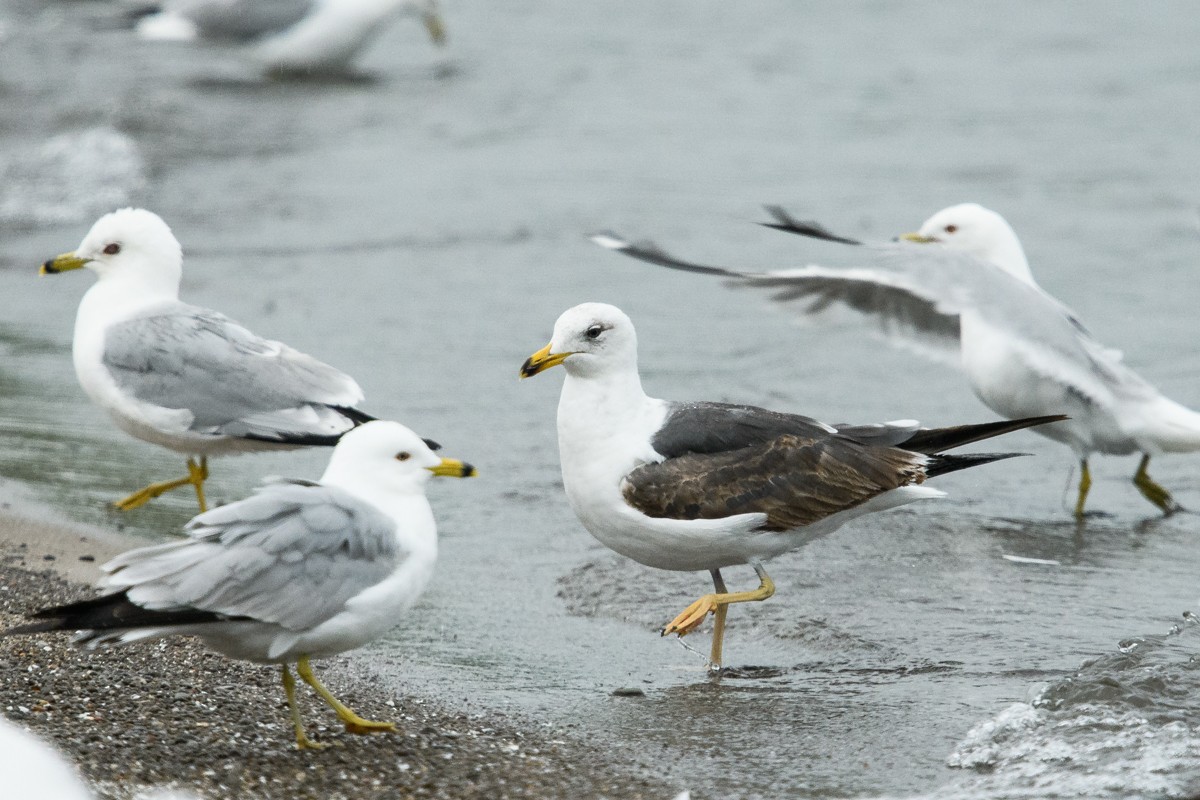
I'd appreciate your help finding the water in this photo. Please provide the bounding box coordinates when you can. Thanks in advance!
[1,1,1199,797]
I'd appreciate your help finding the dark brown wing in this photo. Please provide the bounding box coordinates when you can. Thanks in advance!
[621,434,927,532]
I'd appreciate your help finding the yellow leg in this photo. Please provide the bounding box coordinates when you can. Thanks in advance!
[1133,454,1183,515]
[662,564,775,640]
[708,570,728,672]
[296,656,396,735]
[282,664,328,750]
[1074,459,1092,519]
[113,457,210,513]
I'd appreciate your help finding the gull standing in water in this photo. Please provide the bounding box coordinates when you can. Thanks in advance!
[42,208,378,513]
[593,203,1200,518]
[521,302,1062,670]
[3,421,475,749]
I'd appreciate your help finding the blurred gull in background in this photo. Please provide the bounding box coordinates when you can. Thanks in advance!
[135,0,446,75]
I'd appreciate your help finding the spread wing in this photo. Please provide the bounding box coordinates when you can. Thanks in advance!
[102,302,364,442]
[98,480,400,632]
[593,224,1157,405]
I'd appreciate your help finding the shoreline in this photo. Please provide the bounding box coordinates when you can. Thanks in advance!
[0,506,676,799]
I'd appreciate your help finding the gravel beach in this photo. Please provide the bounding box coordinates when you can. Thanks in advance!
[0,514,674,800]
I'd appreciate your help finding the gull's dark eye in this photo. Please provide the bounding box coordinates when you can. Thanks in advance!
[585,324,604,340]
[103,243,121,255]
[944,225,957,234]
[396,452,411,461]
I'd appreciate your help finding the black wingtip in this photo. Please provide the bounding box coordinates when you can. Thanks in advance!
[590,231,742,278]
[901,415,1068,455]
[759,206,864,246]
[925,451,1029,479]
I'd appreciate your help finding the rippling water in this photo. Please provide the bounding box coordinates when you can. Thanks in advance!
[1,1,1198,797]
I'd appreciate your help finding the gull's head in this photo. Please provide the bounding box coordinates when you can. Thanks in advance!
[520,302,638,381]
[900,203,1036,285]
[41,208,184,291]
[323,420,475,493]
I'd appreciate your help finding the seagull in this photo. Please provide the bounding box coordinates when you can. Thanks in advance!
[520,302,1062,670]
[135,0,446,76]
[2,420,475,750]
[42,207,378,513]
[592,203,1200,518]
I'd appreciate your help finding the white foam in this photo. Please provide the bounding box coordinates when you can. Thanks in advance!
[0,127,146,227]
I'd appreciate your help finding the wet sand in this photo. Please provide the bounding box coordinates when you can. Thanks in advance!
[0,511,674,799]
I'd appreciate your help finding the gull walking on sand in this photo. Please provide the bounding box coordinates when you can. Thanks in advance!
[521,302,1062,670]
[2,421,474,749]
[43,208,381,513]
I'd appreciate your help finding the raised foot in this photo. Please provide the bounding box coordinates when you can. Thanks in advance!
[343,718,397,736]
[111,458,208,512]
[661,594,719,637]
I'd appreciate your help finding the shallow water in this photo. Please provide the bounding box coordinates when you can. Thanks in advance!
[1,1,1199,797]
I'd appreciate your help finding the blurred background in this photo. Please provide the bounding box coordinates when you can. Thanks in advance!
[1,2,1199,798]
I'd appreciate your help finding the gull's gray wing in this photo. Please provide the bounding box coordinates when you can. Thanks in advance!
[99,479,400,632]
[102,302,364,442]
[594,226,1155,405]
[165,0,314,39]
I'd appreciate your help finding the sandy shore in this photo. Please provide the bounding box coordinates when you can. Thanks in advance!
[0,509,674,799]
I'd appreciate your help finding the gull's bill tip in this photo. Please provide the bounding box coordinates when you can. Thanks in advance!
[427,457,476,478]
[520,342,571,378]
[40,252,90,275]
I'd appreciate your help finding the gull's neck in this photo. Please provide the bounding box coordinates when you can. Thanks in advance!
[77,263,183,331]
[984,234,1038,287]
[321,466,437,556]
[556,363,666,477]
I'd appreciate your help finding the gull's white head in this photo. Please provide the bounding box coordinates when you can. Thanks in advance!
[41,208,185,295]
[322,420,475,492]
[520,302,639,381]
[905,203,1036,285]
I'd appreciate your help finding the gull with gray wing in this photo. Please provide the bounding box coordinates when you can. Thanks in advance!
[593,203,1200,518]
[2,420,475,749]
[521,302,1062,670]
[42,208,390,512]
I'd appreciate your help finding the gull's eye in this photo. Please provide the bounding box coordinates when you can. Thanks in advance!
[585,324,604,340]
[396,452,411,461]
[944,225,957,234]
[103,243,121,255]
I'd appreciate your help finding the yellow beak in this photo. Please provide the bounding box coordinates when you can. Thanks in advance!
[422,5,446,45]
[40,252,90,275]
[520,342,572,379]
[898,232,936,244]
[427,457,476,478]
